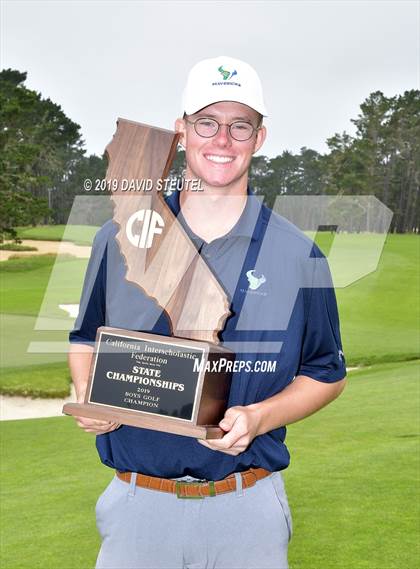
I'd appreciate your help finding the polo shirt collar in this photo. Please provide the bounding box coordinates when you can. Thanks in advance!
[165,186,263,243]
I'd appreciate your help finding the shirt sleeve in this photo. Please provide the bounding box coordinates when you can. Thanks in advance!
[69,232,107,345]
[297,248,346,383]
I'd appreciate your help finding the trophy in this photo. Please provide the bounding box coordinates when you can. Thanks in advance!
[63,119,234,439]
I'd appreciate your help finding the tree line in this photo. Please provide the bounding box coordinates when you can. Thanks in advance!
[1,68,418,238]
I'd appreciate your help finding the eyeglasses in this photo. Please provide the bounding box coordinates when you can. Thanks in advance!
[184,117,260,141]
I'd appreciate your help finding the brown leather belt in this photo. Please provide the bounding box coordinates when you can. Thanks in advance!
[116,467,271,498]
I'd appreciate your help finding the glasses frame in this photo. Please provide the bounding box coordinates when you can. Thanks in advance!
[184,116,261,142]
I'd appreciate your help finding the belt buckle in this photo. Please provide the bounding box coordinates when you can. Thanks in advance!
[175,480,216,499]
[175,481,204,499]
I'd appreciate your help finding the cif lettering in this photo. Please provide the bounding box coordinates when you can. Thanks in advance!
[126,209,165,248]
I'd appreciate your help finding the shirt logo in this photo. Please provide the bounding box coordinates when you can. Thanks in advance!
[246,270,266,290]
[126,209,164,248]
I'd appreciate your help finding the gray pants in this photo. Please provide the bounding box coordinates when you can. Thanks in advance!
[95,471,292,569]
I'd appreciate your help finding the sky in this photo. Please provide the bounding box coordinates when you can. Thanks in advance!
[1,0,419,158]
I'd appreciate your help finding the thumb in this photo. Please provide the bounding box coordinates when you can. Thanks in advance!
[219,409,240,432]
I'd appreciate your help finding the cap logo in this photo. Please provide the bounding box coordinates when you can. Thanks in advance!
[212,65,241,88]
[218,66,237,81]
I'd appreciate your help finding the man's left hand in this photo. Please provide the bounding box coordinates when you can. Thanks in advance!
[197,405,262,455]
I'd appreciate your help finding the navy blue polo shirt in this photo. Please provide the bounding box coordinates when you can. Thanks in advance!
[70,188,346,480]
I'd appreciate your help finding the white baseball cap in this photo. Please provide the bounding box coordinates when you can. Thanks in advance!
[182,55,268,117]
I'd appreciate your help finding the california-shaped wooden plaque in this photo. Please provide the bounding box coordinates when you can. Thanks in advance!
[64,119,234,438]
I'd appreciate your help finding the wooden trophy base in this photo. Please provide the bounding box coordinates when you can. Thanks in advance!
[63,402,224,439]
[63,327,234,440]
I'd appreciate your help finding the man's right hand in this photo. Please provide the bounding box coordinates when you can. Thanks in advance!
[74,415,121,434]
[73,390,121,434]
[68,344,121,434]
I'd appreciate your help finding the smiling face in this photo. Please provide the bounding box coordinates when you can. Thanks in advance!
[175,101,266,193]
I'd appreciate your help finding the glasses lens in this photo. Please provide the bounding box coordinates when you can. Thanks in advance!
[195,118,219,138]
[230,122,254,141]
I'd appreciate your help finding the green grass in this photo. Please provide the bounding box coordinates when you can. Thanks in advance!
[0,255,87,394]
[0,361,418,569]
[15,224,99,245]
[0,254,87,316]
[309,233,419,364]
[0,416,109,569]
[0,253,58,273]
[283,359,420,569]
[335,234,420,365]
[0,314,70,370]
[0,243,38,251]
[0,362,70,397]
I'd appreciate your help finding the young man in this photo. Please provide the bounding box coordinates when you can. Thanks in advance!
[69,56,346,569]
